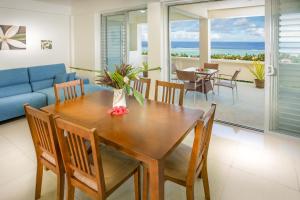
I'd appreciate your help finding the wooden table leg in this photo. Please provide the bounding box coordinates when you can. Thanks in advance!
[148,160,164,200]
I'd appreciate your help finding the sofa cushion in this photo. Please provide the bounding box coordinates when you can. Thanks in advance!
[0,92,47,121]
[54,73,68,84]
[31,79,54,92]
[0,83,32,98]
[36,84,109,105]
[75,76,89,84]
[0,68,29,87]
[28,63,66,82]
[67,72,76,81]
[28,63,66,91]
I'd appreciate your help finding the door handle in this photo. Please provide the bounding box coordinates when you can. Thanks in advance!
[266,65,275,76]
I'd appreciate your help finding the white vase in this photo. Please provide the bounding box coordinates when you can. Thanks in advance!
[113,89,126,108]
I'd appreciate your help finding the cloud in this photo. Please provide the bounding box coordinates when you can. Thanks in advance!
[233,17,248,26]
[171,31,199,41]
[211,33,221,40]
[170,20,199,32]
[141,16,265,42]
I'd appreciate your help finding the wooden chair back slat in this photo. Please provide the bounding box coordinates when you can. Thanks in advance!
[24,105,59,163]
[154,80,184,106]
[187,104,216,184]
[54,117,106,195]
[24,105,65,200]
[54,79,84,103]
[133,78,151,99]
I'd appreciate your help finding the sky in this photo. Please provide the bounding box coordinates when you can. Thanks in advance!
[141,16,265,42]
[171,16,265,42]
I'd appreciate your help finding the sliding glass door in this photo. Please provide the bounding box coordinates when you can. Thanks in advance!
[101,14,127,71]
[101,9,147,71]
[266,0,300,135]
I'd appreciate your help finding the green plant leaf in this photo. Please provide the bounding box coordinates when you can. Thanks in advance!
[249,61,265,80]
[124,84,131,95]
[133,89,144,106]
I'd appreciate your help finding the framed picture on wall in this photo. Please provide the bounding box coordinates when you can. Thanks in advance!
[0,25,26,50]
[41,40,53,50]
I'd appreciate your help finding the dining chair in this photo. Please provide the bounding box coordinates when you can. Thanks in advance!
[215,70,240,103]
[154,80,184,106]
[171,63,179,82]
[204,63,219,70]
[176,70,205,103]
[54,116,141,200]
[133,78,151,99]
[143,104,216,200]
[177,70,213,101]
[24,104,64,200]
[54,79,84,103]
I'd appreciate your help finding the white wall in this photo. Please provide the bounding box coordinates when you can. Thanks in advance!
[0,0,71,69]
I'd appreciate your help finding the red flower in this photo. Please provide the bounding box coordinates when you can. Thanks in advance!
[108,106,129,116]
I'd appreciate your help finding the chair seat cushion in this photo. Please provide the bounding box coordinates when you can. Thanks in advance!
[164,143,192,184]
[73,145,139,192]
[0,92,47,121]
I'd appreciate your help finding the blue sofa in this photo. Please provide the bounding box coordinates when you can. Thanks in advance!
[0,63,106,122]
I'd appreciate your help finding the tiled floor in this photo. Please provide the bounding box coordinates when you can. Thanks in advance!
[0,118,300,200]
[184,82,265,130]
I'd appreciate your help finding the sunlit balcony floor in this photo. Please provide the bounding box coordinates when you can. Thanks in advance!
[183,81,265,131]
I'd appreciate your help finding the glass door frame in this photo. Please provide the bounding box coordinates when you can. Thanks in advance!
[100,7,147,70]
[264,0,300,136]
[164,0,271,132]
[264,0,276,134]
[101,12,129,71]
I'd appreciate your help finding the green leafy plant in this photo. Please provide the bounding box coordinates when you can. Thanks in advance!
[249,61,265,80]
[142,62,149,71]
[99,64,160,105]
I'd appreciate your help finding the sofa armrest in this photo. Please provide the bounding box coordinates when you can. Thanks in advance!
[75,76,90,84]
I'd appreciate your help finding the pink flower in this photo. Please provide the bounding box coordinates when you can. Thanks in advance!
[108,106,129,116]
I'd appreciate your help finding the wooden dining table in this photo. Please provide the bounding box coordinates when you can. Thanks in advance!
[42,90,204,200]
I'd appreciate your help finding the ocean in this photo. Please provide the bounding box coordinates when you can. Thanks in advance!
[142,41,265,56]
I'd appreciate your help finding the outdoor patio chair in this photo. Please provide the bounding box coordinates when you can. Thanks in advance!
[171,63,179,82]
[215,70,241,103]
[176,69,213,101]
[204,62,219,87]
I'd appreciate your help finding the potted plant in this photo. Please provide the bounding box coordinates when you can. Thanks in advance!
[99,64,160,114]
[142,62,149,77]
[249,61,265,88]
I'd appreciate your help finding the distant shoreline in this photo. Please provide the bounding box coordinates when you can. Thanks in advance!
[142,41,265,58]
[142,41,265,50]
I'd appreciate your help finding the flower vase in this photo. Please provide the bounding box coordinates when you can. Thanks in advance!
[113,89,127,108]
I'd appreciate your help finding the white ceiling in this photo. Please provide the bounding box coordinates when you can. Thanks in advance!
[33,0,158,6]
[33,0,72,6]
[173,0,265,19]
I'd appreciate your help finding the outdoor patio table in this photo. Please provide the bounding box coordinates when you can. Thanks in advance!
[184,67,219,93]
